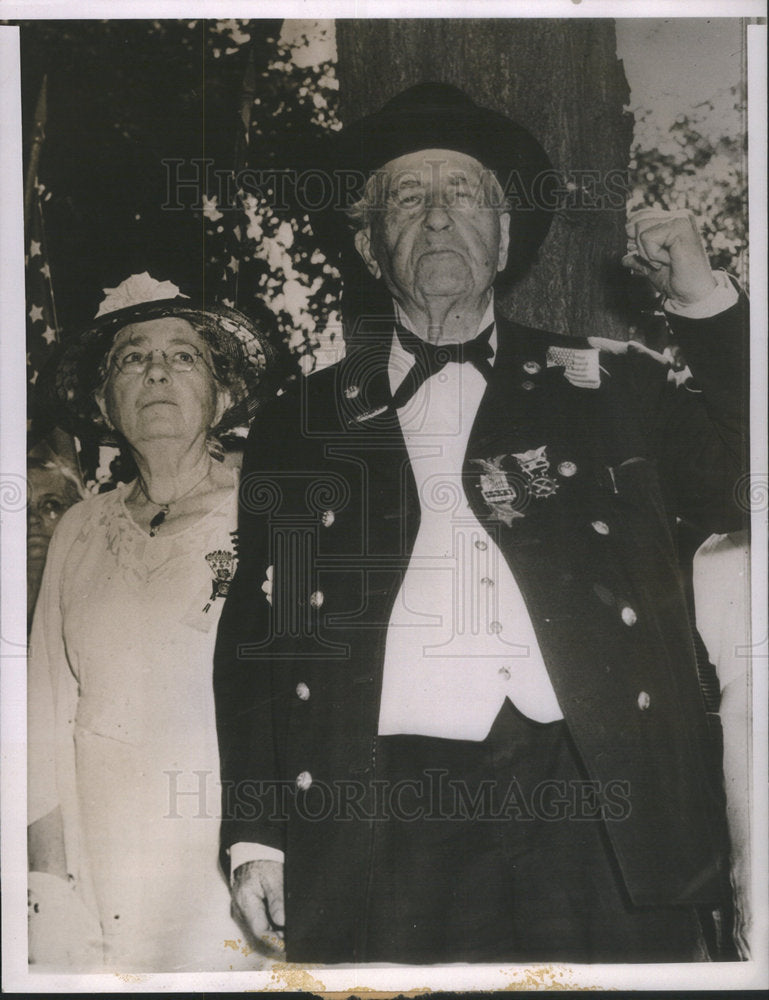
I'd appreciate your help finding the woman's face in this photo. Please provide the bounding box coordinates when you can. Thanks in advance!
[95,317,229,449]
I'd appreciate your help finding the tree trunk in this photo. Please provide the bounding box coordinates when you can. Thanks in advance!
[335,18,633,339]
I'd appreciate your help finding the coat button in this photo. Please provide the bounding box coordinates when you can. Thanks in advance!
[523,361,541,375]
[320,510,335,527]
[591,520,610,535]
[521,380,536,391]
[558,461,577,477]
[296,682,310,701]
[621,605,638,627]
[310,590,324,608]
[296,770,313,791]
[637,691,651,711]
[489,620,503,634]
[344,384,359,399]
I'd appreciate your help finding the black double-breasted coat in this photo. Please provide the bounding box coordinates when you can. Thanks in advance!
[214,297,747,963]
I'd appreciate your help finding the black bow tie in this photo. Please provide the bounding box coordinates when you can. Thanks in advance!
[391,322,495,409]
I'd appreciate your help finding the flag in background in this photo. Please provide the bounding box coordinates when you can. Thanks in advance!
[24,76,84,481]
[25,76,59,398]
[25,180,59,395]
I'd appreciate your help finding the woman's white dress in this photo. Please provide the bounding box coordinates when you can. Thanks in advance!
[28,479,262,972]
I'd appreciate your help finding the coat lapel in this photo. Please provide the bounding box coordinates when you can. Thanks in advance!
[318,330,420,559]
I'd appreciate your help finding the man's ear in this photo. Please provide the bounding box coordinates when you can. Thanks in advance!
[354,228,382,280]
[497,212,511,273]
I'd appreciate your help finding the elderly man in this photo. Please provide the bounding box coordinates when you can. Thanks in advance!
[214,84,746,964]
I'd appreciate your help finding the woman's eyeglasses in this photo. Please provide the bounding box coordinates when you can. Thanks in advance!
[110,347,207,375]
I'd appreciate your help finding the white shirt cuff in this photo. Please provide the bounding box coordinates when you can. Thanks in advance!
[229,841,285,882]
[664,270,738,319]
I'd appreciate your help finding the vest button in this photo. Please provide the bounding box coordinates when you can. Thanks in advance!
[637,691,651,711]
[296,682,310,701]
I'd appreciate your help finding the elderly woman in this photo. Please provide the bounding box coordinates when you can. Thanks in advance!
[27,274,275,971]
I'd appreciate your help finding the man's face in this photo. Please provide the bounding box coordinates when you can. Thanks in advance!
[27,464,79,558]
[27,463,80,627]
[355,149,510,313]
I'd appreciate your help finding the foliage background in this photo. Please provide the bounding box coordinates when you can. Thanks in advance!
[15,18,748,482]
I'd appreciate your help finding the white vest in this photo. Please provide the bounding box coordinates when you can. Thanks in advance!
[378,307,563,740]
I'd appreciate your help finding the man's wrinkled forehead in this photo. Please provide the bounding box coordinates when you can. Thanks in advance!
[376,147,490,191]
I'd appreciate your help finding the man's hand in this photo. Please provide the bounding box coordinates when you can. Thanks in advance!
[623,208,717,308]
[231,859,286,955]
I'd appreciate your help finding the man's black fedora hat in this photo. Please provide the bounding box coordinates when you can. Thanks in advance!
[321,82,558,287]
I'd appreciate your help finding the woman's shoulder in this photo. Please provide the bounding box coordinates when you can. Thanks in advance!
[48,485,126,551]
[60,484,124,523]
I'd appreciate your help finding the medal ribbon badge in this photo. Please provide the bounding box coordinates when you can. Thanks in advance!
[472,446,560,525]
[471,454,527,526]
[512,445,560,499]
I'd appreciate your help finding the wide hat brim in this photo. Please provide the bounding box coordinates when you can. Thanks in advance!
[314,83,557,287]
[43,298,279,437]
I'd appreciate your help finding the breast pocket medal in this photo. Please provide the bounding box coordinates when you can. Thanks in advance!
[472,446,560,525]
[471,454,527,526]
[512,445,560,499]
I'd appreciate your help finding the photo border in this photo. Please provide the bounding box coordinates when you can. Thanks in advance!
[2,1,766,992]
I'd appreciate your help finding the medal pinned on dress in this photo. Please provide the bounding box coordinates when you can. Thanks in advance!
[203,549,236,612]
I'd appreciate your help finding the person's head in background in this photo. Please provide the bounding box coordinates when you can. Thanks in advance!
[27,452,84,631]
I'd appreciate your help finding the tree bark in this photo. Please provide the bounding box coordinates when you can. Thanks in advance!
[335,18,633,339]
